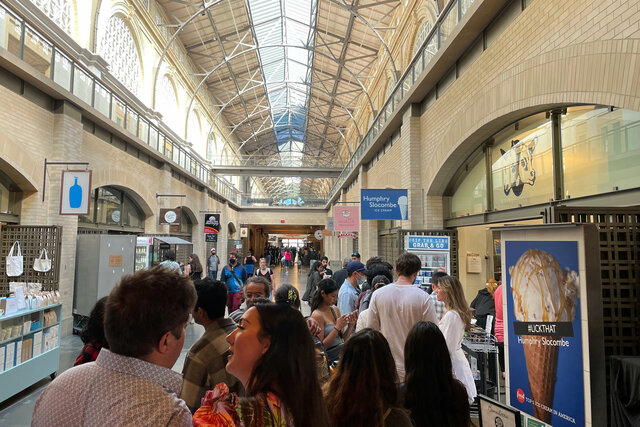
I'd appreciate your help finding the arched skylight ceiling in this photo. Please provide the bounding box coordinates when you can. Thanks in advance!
[156,0,400,199]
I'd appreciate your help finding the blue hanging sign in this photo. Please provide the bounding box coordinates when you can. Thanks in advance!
[406,235,450,251]
[60,170,92,215]
[361,189,408,220]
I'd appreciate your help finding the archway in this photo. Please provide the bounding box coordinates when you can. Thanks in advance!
[78,185,147,234]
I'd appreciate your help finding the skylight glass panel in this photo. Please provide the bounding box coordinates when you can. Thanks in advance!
[248,0,317,162]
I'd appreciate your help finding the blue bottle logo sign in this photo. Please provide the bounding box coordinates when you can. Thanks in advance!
[69,176,82,208]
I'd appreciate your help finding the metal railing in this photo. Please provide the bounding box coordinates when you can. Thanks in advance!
[328,0,477,201]
[0,2,242,205]
[209,154,339,169]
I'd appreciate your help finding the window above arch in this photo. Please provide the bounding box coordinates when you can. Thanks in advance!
[79,186,145,230]
[97,16,142,98]
[156,75,182,134]
[29,0,72,36]
[412,19,433,59]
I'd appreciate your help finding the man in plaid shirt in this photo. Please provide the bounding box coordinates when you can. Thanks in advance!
[180,278,242,412]
[430,271,448,321]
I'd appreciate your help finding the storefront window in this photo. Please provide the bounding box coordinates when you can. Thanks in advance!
[561,106,640,198]
[80,186,144,229]
[491,113,553,211]
[0,169,21,215]
[449,154,486,217]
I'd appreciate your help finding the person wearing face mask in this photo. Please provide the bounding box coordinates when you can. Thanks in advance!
[192,303,331,427]
[220,252,247,314]
[255,257,275,290]
[337,261,367,316]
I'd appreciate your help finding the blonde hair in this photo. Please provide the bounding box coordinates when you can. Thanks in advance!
[438,276,472,332]
[486,279,498,295]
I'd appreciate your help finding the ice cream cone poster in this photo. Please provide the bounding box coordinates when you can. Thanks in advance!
[505,241,583,427]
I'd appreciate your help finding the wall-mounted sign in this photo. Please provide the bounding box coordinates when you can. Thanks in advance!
[108,255,123,267]
[107,208,121,225]
[333,206,359,231]
[466,252,482,274]
[314,230,323,240]
[60,170,92,215]
[337,232,357,239]
[204,214,220,234]
[159,208,181,225]
[361,189,408,220]
[406,235,450,250]
[205,234,218,242]
[275,197,304,206]
[321,229,333,237]
[240,227,248,238]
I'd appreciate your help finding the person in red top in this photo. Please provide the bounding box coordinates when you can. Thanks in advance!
[493,283,505,377]
[74,297,109,366]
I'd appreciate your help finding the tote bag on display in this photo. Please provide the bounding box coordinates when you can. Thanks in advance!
[6,241,23,277]
[33,249,52,273]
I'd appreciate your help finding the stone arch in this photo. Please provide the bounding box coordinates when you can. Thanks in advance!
[177,204,198,226]
[423,44,640,196]
[89,171,154,218]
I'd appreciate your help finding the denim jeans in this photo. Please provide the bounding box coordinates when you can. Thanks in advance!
[208,270,218,280]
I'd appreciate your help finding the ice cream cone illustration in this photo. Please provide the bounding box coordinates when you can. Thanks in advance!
[510,249,579,423]
[398,195,408,220]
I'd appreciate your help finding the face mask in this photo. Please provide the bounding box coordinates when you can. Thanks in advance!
[229,259,236,265]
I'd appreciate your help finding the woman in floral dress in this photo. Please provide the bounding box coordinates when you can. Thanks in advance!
[192,302,331,427]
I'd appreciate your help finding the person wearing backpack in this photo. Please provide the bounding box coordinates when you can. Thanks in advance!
[220,252,247,313]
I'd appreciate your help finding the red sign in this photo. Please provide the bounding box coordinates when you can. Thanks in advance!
[281,220,285,223]
[333,206,359,231]
[337,232,357,239]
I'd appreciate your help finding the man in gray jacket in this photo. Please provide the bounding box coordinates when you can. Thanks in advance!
[207,248,221,280]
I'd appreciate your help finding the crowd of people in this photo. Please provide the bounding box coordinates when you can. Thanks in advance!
[32,249,502,426]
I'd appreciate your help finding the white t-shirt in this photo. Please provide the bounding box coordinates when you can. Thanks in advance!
[368,283,437,381]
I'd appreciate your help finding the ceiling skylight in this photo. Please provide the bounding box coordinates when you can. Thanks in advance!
[248,0,317,167]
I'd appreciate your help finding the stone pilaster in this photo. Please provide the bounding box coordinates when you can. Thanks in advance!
[357,166,378,262]
[400,104,424,230]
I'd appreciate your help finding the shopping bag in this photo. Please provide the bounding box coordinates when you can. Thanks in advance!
[6,241,23,277]
[33,249,52,272]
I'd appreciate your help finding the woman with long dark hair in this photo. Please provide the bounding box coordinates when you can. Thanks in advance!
[404,321,471,426]
[184,253,203,280]
[275,284,330,385]
[435,275,477,404]
[193,302,331,427]
[310,278,355,365]
[326,329,412,427]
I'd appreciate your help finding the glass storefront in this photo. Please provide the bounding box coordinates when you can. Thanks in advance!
[79,186,145,230]
[446,106,640,218]
[561,106,640,198]
[449,151,486,217]
[491,113,553,211]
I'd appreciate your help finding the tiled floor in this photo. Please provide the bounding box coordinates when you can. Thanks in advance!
[0,264,309,426]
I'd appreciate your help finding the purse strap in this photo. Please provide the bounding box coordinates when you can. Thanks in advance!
[9,241,21,257]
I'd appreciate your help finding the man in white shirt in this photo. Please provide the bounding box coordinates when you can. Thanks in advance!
[368,252,438,381]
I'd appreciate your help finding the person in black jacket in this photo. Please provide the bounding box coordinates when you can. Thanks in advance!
[470,278,498,330]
